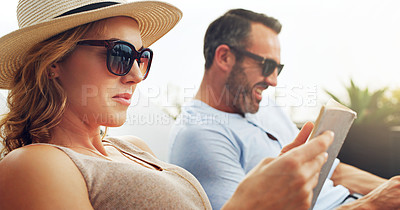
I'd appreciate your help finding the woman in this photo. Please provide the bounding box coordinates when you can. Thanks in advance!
[0,0,335,209]
[0,0,213,209]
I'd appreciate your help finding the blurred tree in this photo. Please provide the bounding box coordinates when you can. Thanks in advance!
[326,79,400,178]
[325,79,400,126]
[159,83,183,120]
[381,89,400,125]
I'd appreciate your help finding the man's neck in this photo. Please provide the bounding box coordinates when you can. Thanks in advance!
[195,71,238,114]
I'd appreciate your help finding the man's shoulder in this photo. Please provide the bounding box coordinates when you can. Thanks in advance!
[169,121,243,166]
[169,114,245,161]
[171,119,232,143]
[177,101,233,127]
[169,102,243,154]
[171,101,235,140]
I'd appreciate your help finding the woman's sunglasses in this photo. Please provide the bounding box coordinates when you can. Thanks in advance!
[227,45,284,77]
[77,39,153,80]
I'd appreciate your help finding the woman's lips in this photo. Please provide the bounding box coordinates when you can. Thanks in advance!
[112,93,132,106]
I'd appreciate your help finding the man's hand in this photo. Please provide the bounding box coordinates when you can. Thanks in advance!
[331,162,387,195]
[280,121,314,155]
[337,176,400,210]
[222,130,334,210]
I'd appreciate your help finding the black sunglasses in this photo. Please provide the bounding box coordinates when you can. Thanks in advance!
[77,39,153,80]
[228,45,284,77]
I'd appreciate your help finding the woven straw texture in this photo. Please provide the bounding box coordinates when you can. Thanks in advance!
[0,0,182,89]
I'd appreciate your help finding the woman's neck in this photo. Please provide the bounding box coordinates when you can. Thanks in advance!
[49,109,107,155]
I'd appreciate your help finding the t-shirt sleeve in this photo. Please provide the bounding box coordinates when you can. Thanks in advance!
[169,126,245,210]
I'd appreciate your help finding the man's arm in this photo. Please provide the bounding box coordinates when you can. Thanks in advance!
[336,176,400,210]
[222,131,334,210]
[169,126,246,210]
[331,162,387,195]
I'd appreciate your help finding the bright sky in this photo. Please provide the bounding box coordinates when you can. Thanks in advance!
[1,0,400,122]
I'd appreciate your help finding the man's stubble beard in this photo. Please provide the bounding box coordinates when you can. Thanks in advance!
[225,62,260,115]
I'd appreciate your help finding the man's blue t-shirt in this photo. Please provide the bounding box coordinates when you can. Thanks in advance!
[169,99,350,210]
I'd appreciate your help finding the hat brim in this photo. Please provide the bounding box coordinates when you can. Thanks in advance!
[0,1,182,89]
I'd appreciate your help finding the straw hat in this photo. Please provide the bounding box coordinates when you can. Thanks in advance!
[0,0,182,89]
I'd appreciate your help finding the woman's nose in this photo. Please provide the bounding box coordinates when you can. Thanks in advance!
[121,60,144,84]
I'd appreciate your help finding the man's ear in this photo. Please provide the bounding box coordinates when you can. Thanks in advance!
[49,63,61,78]
[213,44,235,72]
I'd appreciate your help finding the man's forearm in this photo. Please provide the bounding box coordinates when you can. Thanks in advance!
[336,176,400,210]
[331,162,387,195]
[335,199,374,210]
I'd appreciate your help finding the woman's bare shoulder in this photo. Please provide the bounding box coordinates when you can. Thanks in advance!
[0,144,74,171]
[118,135,156,157]
[0,145,92,209]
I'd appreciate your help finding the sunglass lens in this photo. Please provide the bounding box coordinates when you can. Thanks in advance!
[138,50,152,79]
[109,44,134,75]
[263,61,277,77]
[277,65,283,75]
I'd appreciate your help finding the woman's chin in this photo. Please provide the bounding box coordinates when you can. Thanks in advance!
[105,122,125,127]
[97,113,127,127]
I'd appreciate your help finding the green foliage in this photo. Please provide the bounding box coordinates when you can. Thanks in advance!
[381,89,400,125]
[162,100,182,120]
[325,79,400,126]
[160,84,183,120]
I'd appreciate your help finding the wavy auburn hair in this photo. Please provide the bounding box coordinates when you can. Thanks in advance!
[0,20,106,158]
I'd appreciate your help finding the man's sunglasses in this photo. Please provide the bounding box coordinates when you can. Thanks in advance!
[77,39,153,80]
[228,45,284,77]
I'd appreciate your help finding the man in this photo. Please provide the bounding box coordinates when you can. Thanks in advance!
[169,9,400,209]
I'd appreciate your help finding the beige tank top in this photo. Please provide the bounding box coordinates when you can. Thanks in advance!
[48,137,212,209]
